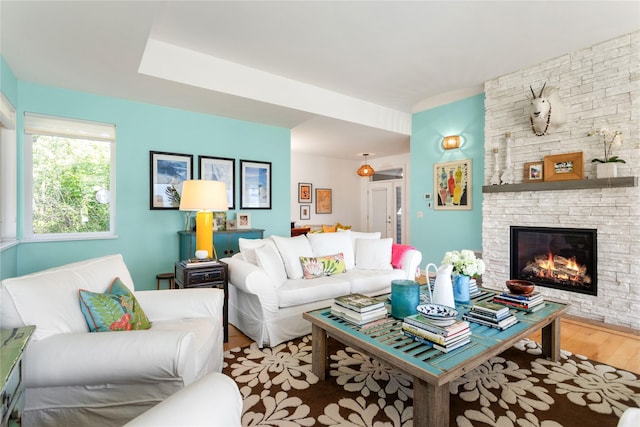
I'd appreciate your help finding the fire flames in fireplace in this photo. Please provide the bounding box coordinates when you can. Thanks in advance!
[521,252,591,287]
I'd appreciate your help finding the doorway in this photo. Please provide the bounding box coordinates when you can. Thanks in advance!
[366,169,404,243]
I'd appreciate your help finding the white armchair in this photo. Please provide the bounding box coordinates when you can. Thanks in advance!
[0,254,226,427]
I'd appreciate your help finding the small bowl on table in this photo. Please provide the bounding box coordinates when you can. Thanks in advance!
[506,279,535,295]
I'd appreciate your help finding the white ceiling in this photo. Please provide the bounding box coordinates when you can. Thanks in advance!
[1,1,638,161]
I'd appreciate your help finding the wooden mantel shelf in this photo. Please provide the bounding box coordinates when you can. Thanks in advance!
[482,176,638,193]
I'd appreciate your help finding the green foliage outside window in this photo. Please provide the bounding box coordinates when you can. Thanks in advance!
[32,135,111,234]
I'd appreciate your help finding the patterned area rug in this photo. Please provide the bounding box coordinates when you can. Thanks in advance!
[223,335,639,426]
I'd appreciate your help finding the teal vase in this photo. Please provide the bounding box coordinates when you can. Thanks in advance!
[391,280,420,319]
[453,275,471,304]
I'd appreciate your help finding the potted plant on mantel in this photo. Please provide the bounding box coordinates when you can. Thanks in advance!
[588,128,625,179]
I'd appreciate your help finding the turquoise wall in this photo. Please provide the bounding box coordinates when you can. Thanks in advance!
[7,81,290,288]
[409,94,485,266]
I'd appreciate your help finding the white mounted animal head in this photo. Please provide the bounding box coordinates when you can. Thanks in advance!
[528,83,566,136]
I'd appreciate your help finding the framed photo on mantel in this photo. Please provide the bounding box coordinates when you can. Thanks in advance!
[543,152,584,182]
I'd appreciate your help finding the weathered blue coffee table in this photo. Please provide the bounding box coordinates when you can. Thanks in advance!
[303,289,569,427]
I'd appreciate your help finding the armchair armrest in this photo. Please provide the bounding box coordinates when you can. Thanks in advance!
[222,257,279,313]
[399,249,422,280]
[26,329,197,388]
[135,289,223,322]
[124,372,242,427]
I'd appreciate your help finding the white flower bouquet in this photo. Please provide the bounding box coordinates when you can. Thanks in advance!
[442,250,485,277]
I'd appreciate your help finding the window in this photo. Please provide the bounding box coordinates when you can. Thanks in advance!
[24,113,116,241]
[0,93,17,248]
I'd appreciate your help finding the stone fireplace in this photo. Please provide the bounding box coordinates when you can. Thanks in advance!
[480,32,639,329]
[510,226,597,296]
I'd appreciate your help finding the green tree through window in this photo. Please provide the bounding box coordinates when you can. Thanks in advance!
[31,135,110,234]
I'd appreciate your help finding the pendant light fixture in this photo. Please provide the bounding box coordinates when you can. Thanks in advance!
[356,153,375,177]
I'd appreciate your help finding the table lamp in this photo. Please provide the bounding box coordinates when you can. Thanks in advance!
[179,180,228,260]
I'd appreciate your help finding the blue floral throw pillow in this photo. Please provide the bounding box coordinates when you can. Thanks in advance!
[79,277,152,332]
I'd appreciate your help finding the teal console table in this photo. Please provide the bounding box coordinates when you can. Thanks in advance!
[178,229,264,260]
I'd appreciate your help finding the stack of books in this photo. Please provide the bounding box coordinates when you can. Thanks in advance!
[180,258,220,267]
[463,301,518,330]
[330,294,387,326]
[493,292,545,312]
[401,314,471,353]
[469,278,481,297]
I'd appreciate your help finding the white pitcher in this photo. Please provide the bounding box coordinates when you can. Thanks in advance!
[424,263,455,308]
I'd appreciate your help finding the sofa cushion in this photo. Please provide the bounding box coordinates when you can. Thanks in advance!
[238,238,268,265]
[307,231,355,270]
[79,278,152,332]
[271,235,313,279]
[346,230,382,257]
[355,238,393,270]
[254,243,288,287]
[343,268,406,295]
[276,276,350,308]
[300,253,346,279]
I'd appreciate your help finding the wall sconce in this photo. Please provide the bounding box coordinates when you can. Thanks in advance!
[356,153,375,177]
[442,135,461,150]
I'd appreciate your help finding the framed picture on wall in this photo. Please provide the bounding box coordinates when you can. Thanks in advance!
[240,160,271,209]
[434,159,472,210]
[298,182,312,203]
[300,204,310,220]
[149,151,193,210]
[199,156,235,210]
[315,188,332,214]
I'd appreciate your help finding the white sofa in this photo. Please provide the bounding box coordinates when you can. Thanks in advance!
[222,231,422,347]
[0,254,232,427]
[124,372,242,427]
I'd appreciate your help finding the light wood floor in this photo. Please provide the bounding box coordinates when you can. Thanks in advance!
[225,316,640,373]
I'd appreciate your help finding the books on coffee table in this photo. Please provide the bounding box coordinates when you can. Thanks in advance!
[401,313,471,353]
[331,294,387,326]
[464,300,518,330]
[330,304,387,326]
[492,292,546,312]
[333,294,385,312]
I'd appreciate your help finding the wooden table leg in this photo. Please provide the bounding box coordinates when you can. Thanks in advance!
[413,377,449,427]
[311,324,327,380]
[541,317,561,362]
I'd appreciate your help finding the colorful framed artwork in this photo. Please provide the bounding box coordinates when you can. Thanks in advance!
[315,188,332,214]
[434,159,472,210]
[543,152,584,182]
[523,161,544,182]
[300,204,310,220]
[298,182,312,203]
[237,212,251,229]
[240,160,271,209]
[150,151,193,210]
[198,156,235,210]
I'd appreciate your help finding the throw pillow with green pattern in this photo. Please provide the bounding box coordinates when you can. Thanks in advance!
[300,253,346,279]
[79,277,152,332]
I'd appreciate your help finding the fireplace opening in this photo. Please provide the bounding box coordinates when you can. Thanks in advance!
[510,226,597,296]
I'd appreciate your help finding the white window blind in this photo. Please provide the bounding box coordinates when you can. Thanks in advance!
[24,113,115,141]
